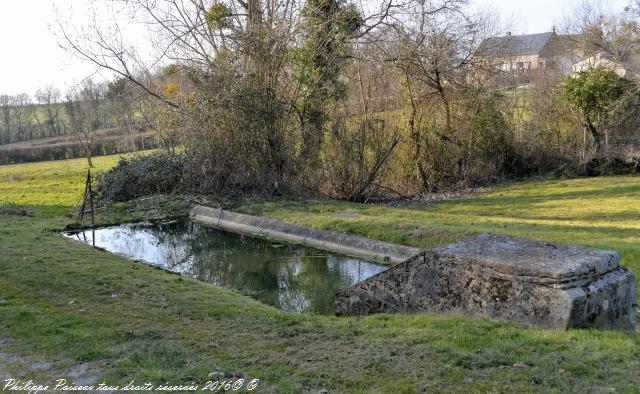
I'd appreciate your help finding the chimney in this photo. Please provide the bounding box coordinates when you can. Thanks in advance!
[551,26,557,34]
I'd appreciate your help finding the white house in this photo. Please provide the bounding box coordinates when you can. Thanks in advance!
[572,53,628,76]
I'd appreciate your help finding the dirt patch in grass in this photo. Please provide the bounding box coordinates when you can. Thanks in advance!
[0,338,104,385]
[379,186,493,208]
[0,204,31,216]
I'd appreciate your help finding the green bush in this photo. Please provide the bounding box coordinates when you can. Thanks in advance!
[584,156,640,176]
[97,152,195,202]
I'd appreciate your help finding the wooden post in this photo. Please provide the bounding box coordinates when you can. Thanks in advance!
[77,169,96,245]
[88,169,95,230]
[78,169,96,231]
[78,169,91,222]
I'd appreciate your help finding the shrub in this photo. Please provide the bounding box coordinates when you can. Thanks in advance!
[97,152,195,202]
[320,116,400,202]
[584,156,640,176]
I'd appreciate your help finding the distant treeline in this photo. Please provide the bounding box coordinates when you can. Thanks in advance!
[0,92,68,144]
[0,77,166,166]
[0,128,161,165]
[0,82,144,146]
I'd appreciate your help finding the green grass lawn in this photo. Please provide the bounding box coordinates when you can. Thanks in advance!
[1,154,639,393]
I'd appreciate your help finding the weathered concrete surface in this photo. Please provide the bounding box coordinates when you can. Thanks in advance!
[335,234,637,330]
[190,206,423,264]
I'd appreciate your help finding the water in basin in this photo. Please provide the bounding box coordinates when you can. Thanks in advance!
[62,221,387,314]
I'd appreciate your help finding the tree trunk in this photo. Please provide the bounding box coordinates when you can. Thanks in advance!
[585,117,603,157]
[85,142,94,168]
[404,74,430,191]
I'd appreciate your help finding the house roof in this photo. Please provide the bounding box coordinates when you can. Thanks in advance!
[539,34,586,58]
[481,32,556,57]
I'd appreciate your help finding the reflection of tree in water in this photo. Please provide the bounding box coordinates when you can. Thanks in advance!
[275,258,311,312]
[180,224,344,313]
[71,224,193,271]
[183,223,282,307]
[295,252,353,314]
[66,221,386,314]
[152,223,195,272]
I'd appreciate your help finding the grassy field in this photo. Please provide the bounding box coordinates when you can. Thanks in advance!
[1,154,639,393]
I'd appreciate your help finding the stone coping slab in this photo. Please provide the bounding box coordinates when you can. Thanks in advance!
[434,233,620,289]
[190,206,423,264]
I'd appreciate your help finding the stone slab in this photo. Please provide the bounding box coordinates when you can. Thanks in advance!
[434,233,620,289]
[191,206,424,264]
[335,234,637,330]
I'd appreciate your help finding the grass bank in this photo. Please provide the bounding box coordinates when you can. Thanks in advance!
[0,154,639,393]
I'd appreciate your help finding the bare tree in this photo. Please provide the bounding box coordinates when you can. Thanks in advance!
[54,0,414,116]
[0,94,45,143]
[106,78,144,151]
[377,0,502,191]
[66,79,107,167]
[564,0,640,79]
[55,0,515,195]
[35,87,64,137]
[0,95,15,144]
[13,94,31,141]
[55,0,304,109]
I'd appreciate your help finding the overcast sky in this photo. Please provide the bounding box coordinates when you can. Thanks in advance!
[0,0,631,97]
